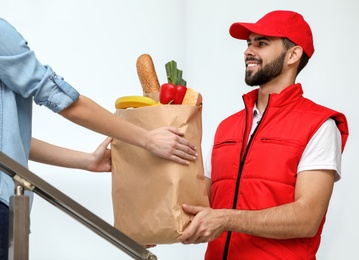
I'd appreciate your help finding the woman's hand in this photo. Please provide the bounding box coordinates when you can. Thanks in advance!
[87,137,112,172]
[145,127,197,164]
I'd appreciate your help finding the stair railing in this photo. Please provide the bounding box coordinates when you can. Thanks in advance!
[0,152,157,260]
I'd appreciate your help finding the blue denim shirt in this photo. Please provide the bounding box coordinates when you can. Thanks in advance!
[0,18,80,206]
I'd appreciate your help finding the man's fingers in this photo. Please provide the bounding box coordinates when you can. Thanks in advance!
[182,204,202,215]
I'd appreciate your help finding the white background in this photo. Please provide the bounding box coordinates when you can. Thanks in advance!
[1,0,358,259]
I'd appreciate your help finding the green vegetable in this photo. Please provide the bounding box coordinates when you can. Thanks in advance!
[165,60,187,86]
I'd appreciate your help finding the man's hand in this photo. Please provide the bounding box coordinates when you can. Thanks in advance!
[177,204,227,244]
[178,170,336,244]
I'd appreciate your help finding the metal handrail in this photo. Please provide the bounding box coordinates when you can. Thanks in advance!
[0,152,157,260]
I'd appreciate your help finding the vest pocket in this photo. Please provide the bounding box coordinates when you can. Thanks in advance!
[260,137,304,148]
[213,139,238,148]
[212,139,242,181]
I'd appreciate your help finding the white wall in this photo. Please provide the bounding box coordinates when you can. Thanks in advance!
[0,0,358,259]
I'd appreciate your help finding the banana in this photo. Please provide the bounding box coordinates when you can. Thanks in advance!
[115,96,158,109]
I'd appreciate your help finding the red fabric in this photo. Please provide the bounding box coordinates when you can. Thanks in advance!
[206,84,349,260]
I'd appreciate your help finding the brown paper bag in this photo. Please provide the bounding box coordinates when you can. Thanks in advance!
[111,105,209,245]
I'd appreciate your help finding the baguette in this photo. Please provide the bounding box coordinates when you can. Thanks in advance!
[136,54,160,102]
[182,88,203,106]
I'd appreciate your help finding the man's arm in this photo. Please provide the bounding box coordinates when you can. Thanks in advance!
[178,169,335,243]
[29,137,112,172]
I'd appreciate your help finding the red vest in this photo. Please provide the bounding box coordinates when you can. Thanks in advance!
[206,84,349,260]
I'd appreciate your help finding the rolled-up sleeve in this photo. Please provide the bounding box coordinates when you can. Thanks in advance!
[33,67,80,113]
[0,18,79,113]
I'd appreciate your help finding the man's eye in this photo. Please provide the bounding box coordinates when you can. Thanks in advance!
[259,42,267,46]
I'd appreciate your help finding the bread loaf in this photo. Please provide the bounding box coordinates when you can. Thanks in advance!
[136,54,160,102]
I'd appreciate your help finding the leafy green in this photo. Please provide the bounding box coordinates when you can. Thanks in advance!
[165,60,187,86]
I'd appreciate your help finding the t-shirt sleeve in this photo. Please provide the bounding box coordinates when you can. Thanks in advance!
[297,118,342,181]
[204,142,214,179]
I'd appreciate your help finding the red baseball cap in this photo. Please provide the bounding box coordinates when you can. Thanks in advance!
[230,10,314,58]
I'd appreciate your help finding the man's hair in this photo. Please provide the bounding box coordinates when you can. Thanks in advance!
[282,38,309,75]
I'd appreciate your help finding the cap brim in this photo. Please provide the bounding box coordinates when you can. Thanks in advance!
[230,22,285,39]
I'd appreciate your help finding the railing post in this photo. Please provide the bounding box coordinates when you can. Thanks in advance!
[8,185,30,260]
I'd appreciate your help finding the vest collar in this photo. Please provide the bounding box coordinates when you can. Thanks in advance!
[242,83,304,109]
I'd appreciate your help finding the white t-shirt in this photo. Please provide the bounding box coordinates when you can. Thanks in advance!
[204,109,342,181]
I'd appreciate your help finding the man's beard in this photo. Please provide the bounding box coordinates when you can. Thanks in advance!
[245,51,286,86]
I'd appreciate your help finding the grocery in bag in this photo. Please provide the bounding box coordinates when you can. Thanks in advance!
[111,54,209,245]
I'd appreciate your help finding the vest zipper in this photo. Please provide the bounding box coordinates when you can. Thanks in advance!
[222,159,244,260]
[222,137,254,259]
[222,96,270,259]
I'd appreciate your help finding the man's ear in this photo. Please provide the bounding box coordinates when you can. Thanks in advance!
[287,46,303,65]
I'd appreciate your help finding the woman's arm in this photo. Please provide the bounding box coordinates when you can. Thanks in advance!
[29,137,112,172]
[59,95,197,164]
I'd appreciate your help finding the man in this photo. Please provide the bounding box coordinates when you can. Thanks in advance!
[177,10,349,259]
[0,17,197,259]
